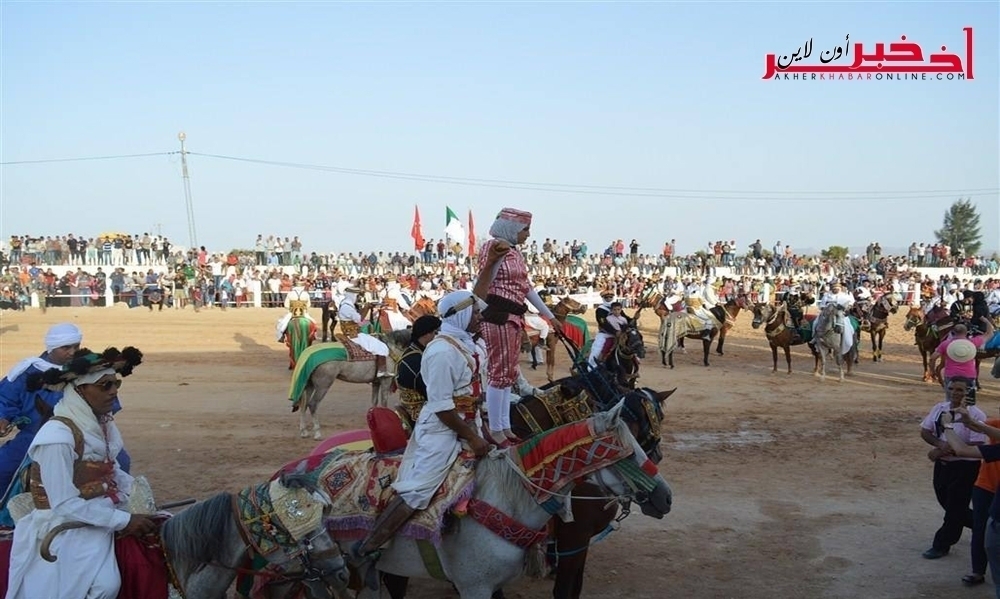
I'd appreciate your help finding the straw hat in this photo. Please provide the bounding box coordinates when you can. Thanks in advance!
[946,339,977,364]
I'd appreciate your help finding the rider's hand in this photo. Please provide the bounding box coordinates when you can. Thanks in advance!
[549,319,564,336]
[468,435,490,457]
[121,514,157,537]
[488,241,511,263]
[0,419,11,437]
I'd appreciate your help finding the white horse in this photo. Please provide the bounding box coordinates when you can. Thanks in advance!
[812,303,849,382]
[346,401,672,599]
[293,329,412,440]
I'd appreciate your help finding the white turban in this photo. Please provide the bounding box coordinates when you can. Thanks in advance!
[45,323,82,352]
[75,367,116,386]
[437,291,486,348]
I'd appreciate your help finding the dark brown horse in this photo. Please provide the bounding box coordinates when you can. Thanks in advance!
[656,298,746,368]
[903,305,955,382]
[750,303,813,374]
[510,382,676,599]
[860,294,899,362]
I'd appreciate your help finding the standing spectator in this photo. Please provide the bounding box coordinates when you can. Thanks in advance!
[254,234,266,266]
[920,377,987,559]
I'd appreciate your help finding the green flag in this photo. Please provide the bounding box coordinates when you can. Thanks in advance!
[445,206,465,239]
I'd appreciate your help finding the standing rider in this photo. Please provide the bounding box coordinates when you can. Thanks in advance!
[338,285,393,379]
[350,291,491,590]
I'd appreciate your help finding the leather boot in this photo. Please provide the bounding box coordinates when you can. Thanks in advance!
[351,496,417,590]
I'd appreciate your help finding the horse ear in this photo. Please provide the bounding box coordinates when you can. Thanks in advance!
[654,388,677,405]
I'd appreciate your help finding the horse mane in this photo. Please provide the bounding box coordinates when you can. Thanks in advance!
[382,329,412,349]
[162,492,235,564]
[475,453,532,510]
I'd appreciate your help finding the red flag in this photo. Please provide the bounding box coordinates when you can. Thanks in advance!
[411,205,425,251]
[467,210,476,256]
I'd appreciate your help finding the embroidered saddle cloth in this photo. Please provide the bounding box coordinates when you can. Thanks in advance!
[317,449,477,545]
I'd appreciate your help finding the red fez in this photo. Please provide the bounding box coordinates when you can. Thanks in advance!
[496,208,532,226]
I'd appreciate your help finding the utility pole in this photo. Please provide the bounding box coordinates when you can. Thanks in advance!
[178,132,198,249]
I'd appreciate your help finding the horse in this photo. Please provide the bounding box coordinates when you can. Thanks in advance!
[508,386,674,599]
[811,303,856,382]
[36,471,350,599]
[601,321,646,389]
[522,296,589,382]
[351,403,672,599]
[647,293,748,358]
[864,294,899,362]
[654,296,747,368]
[751,302,811,374]
[903,305,955,382]
[291,329,412,440]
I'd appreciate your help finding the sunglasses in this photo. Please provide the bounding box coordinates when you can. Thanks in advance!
[90,379,122,392]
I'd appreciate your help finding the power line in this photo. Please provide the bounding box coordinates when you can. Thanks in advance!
[187,151,998,201]
[0,151,177,165]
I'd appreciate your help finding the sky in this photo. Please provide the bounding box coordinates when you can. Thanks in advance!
[1,2,997,257]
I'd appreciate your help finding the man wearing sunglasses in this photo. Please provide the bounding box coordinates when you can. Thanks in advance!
[0,324,130,526]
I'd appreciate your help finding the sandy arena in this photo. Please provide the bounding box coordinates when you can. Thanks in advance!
[0,305,997,599]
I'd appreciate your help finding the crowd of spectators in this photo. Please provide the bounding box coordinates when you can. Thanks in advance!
[1,232,997,311]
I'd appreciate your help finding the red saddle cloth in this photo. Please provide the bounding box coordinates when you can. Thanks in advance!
[115,532,169,599]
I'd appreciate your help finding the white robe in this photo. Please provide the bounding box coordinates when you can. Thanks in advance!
[338,300,389,356]
[814,291,856,355]
[392,333,483,510]
[6,420,133,599]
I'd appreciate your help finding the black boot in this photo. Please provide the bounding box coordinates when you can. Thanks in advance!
[351,496,416,590]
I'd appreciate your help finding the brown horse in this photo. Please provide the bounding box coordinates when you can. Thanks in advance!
[509,384,676,599]
[750,303,811,374]
[522,296,587,382]
[655,298,746,368]
[863,294,899,362]
[903,305,955,382]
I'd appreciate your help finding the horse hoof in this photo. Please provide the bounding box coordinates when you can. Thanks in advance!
[787,370,793,375]
[716,351,724,356]
[313,432,323,441]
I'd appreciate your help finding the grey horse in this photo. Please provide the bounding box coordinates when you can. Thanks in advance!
[293,329,412,440]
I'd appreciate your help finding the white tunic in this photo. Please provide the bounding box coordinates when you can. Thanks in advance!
[6,420,133,599]
[392,333,483,510]
[338,300,389,356]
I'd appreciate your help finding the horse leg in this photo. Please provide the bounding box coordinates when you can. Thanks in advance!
[770,343,778,373]
[702,339,711,367]
[870,331,877,362]
[667,351,674,369]
[661,350,667,367]
[783,344,792,374]
[920,347,933,382]
[381,573,409,599]
[307,382,334,441]
[715,329,725,356]
[321,304,330,342]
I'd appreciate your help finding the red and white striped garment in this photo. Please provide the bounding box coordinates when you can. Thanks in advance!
[479,241,531,387]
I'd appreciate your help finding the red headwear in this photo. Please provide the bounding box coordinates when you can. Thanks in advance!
[496,208,532,226]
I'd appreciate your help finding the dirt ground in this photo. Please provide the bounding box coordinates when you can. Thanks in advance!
[1,303,997,599]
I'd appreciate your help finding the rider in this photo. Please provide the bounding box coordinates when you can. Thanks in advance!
[351,291,491,590]
[685,280,715,341]
[854,280,874,330]
[587,290,617,366]
[394,315,442,425]
[5,347,156,599]
[381,274,415,331]
[778,284,807,340]
[812,280,856,354]
[275,289,317,370]
[986,281,1000,319]
[338,285,393,379]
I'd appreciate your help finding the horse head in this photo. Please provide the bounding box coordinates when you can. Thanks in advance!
[553,296,586,317]
[903,306,923,331]
[272,473,351,596]
[589,400,672,518]
[619,387,675,464]
[617,323,646,359]
[885,294,900,314]
[751,303,773,329]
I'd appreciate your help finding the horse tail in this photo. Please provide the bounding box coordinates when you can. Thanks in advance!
[162,492,235,565]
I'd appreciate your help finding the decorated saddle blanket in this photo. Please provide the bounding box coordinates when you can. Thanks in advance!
[317,449,477,545]
[288,343,350,406]
[333,335,377,362]
[561,315,591,358]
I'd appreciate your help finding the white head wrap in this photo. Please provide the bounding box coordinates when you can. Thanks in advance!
[45,323,82,352]
[437,291,486,351]
[74,367,116,386]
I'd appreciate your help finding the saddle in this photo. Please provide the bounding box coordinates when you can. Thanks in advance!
[334,335,376,362]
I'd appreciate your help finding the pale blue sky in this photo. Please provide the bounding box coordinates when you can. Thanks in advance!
[1,2,997,255]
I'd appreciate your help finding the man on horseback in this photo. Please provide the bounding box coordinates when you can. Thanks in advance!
[684,280,716,341]
[351,291,490,590]
[811,281,855,351]
[854,281,874,331]
[587,290,618,366]
[381,274,416,331]
[778,284,808,343]
[275,289,318,370]
[6,347,156,599]
[394,315,442,425]
[338,286,394,379]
